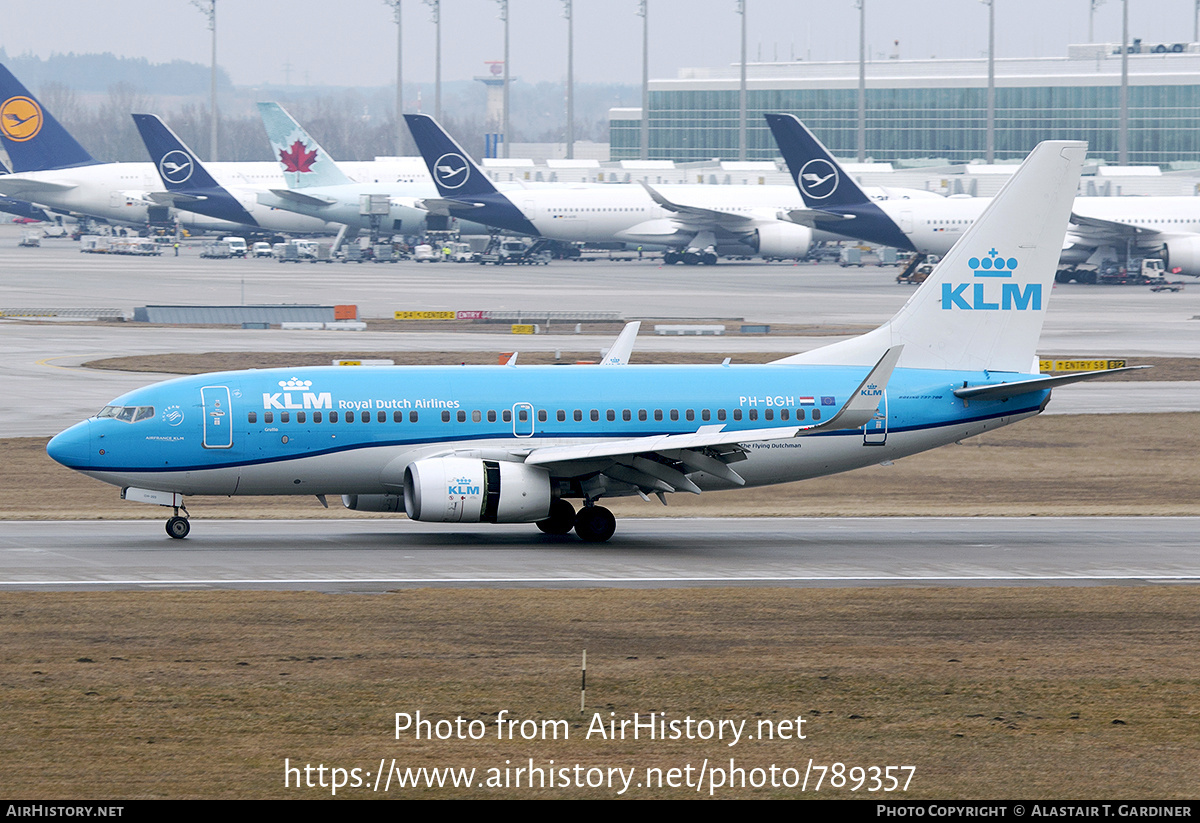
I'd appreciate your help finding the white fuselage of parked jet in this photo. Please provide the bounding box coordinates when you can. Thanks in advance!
[0,159,427,232]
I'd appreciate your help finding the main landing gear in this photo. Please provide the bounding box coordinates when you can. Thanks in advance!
[536,500,617,542]
[165,505,190,539]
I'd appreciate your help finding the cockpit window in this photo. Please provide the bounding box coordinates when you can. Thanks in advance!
[96,405,155,423]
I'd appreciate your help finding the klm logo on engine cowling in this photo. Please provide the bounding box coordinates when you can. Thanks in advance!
[448,476,480,496]
[941,248,1041,311]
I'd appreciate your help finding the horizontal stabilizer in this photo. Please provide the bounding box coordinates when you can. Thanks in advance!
[784,208,855,226]
[147,191,204,205]
[953,366,1150,400]
[417,197,485,214]
[267,188,336,207]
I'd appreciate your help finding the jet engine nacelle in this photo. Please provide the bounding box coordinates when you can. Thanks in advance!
[1162,237,1200,275]
[402,457,551,523]
[341,493,404,512]
[748,222,812,258]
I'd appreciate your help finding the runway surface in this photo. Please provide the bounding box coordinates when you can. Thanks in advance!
[0,517,1195,591]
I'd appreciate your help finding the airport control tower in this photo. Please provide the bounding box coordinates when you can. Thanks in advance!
[475,61,514,158]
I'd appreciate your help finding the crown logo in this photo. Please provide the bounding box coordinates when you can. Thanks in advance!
[969,248,1018,278]
[278,377,313,389]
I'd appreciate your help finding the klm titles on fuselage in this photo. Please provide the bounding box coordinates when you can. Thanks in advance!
[941,249,1041,312]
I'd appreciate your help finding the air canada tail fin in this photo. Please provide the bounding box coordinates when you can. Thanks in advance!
[777,140,1087,374]
[258,102,353,189]
[0,64,95,172]
[403,114,500,200]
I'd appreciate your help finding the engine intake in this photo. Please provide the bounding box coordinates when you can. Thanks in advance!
[747,222,812,258]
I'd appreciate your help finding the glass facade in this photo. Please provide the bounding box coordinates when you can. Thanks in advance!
[610,85,1200,164]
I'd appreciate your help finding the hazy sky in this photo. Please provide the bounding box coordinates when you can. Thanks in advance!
[2,1,1196,89]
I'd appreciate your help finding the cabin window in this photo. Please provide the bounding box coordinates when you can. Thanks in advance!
[590,410,599,422]
[393,411,403,422]
[362,411,370,423]
[812,409,821,421]
[409,411,419,423]
[487,410,497,423]
[796,409,805,421]
[623,409,632,421]
[653,410,663,421]
[457,410,466,423]
[281,412,290,423]
[264,411,273,423]
[733,410,742,421]
[518,409,529,422]
[297,411,306,423]
[330,411,339,423]
[537,409,547,422]
[247,411,257,424]
[764,409,773,421]
[474,410,484,423]
[607,409,616,422]
[503,410,512,422]
[669,410,679,421]
[442,411,451,423]
[702,409,711,421]
[717,409,726,421]
[557,409,566,422]
[779,409,788,421]
[378,411,386,423]
[638,410,647,421]
[574,409,583,422]
[313,411,322,423]
[748,409,758,421]
[685,409,694,421]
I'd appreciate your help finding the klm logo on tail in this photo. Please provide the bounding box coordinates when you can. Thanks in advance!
[942,248,1041,312]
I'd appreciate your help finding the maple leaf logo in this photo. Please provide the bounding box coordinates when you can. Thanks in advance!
[279,140,318,173]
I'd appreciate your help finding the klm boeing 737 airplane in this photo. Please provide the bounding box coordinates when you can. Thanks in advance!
[46,139,1138,542]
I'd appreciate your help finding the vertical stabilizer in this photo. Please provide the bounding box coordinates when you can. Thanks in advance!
[765,113,914,251]
[778,140,1086,373]
[258,102,353,189]
[404,114,501,199]
[0,64,95,171]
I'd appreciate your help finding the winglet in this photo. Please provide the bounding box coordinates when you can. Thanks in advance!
[600,321,641,366]
[800,345,902,433]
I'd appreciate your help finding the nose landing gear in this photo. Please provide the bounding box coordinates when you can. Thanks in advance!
[165,504,190,539]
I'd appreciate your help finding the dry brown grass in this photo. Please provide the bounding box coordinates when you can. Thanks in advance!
[0,587,1197,799]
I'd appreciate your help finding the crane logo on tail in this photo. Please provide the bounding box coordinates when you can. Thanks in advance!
[159,151,194,184]
[0,96,42,142]
[797,158,839,200]
[434,152,470,189]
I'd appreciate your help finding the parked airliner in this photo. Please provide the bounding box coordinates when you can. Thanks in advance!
[404,114,935,264]
[47,139,1138,542]
[767,113,1200,276]
[0,64,421,232]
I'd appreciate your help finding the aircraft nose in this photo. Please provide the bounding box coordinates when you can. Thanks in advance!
[47,420,92,469]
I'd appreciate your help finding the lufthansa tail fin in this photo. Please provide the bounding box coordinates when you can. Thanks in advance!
[765,113,914,251]
[778,140,1087,374]
[132,113,258,227]
[0,64,96,172]
[258,103,353,189]
[404,114,500,200]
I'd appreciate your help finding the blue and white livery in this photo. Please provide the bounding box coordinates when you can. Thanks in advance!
[47,139,1137,542]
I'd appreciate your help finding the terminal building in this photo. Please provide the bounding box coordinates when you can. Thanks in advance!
[609,42,1200,166]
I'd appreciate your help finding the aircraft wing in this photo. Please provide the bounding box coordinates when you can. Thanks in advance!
[1068,211,1160,241]
[267,188,337,207]
[0,178,77,196]
[523,346,902,491]
[639,181,757,226]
